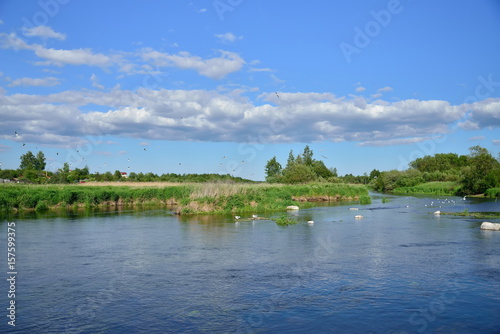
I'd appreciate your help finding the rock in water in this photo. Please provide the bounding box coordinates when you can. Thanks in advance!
[480,222,500,231]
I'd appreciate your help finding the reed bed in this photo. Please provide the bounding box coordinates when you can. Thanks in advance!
[392,181,461,196]
[0,182,370,215]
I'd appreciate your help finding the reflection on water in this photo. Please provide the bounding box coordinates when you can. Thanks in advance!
[1,194,499,333]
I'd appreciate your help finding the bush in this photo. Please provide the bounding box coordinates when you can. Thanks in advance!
[275,214,298,226]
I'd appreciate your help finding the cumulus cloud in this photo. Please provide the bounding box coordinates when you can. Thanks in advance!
[466,98,500,128]
[0,32,114,68]
[22,26,66,40]
[34,47,114,67]
[0,88,472,147]
[141,49,245,79]
[8,76,61,87]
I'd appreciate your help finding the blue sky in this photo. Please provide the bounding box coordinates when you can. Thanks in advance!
[0,0,499,180]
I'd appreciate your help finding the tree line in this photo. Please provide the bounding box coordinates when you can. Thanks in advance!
[0,151,252,184]
[371,145,500,195]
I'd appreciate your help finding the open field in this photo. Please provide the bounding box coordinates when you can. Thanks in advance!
[0,182,370,215]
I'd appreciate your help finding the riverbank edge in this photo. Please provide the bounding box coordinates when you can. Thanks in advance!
[391,182,500,198]
[0,182,371,215]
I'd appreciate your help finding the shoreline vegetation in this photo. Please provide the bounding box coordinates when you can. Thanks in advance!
[0,182,371,215]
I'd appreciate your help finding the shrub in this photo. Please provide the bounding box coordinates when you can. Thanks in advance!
[275,214,298,226]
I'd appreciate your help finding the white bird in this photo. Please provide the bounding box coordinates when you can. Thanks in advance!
[463,196,467,201]
[252,214,258,218]
[434,210,441,215]
[307,220,314,224]
[235,216,241,220]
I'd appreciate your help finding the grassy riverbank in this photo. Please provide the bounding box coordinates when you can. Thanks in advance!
[392,181,461,196]
[0,182,370,215]
[392,181,500,197]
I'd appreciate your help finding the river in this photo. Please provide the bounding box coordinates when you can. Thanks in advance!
[1,193,499,333]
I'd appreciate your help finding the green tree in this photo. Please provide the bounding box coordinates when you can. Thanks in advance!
[287,150,295,167]
[19,151,46,171]
[265,156,282,182]
[460,146,499,194]
[311,160,333,179]
[302,145,314,166]
[282,164,316,184]
[114,170,123,181]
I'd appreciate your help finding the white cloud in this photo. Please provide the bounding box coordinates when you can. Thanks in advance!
[468,136,485,141]
[458,120,480,130]
[0,32,115,68]
[141,49,245,79]
[198,8,207,13]
[249,67,273,72]
[378,86,393,92]
[0,20,4,25]
[34,47,114,67]
[22,26,66,41]
[0,88,471,147]
[466,98,500,128]
[90,74,104,90]
[493,139,500,146]
[215,32,243,43]
[8,76,61,87]
[355,86,366,92]
[270,74,285,84]
[0,32,32,50]
[358,137,434,147]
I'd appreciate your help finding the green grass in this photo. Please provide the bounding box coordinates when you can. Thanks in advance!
[274,214,299,226]
[441,211,500,219]
[0,182,370,215]
[392,181,461,196]
[485,188,500,198]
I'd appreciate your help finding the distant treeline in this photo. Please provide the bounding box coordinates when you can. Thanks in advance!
[2,145,499,197]
[371,146,500,196]
[0,154,254,184]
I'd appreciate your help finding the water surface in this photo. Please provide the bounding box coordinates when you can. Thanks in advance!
[1,194,499,333]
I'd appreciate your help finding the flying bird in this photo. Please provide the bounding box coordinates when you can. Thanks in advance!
[322,155,328,159]
[275,92,280,99]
